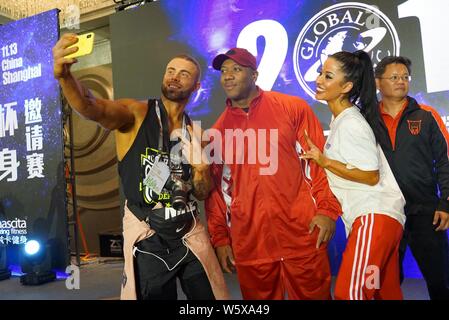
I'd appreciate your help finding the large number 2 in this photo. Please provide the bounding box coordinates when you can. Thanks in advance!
[398,0,449,93]
[236,20,288,91]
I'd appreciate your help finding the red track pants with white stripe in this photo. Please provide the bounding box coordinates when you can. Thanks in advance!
[334,213,403,300]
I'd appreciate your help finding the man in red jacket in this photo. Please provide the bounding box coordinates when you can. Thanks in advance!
[205,48,342,299]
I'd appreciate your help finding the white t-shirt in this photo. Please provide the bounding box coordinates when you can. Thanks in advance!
[324,106,406,236]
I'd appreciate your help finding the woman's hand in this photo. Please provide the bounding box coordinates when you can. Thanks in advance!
[300,130,330,168]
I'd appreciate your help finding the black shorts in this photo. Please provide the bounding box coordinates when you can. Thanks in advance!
[133,234,215,300]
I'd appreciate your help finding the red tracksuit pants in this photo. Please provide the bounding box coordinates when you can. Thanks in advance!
[334,213,403,300]
[235,246,332,300]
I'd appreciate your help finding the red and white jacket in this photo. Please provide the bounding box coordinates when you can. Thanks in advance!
[205,89,342,266]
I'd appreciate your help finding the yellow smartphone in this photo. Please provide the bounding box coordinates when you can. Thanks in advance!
[65,32,95,59]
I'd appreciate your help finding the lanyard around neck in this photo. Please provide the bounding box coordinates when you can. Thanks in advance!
[154,100,187,152]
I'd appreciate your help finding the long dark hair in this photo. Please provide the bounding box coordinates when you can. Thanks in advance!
[330,50,382,141]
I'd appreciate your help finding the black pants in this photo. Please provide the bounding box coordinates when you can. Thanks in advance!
[133,235,215,300]
[399,214,449,300]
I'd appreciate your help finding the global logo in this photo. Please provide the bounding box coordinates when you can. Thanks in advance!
[293,2,400,101]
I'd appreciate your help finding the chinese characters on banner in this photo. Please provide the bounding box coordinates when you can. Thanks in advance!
[0,42,45,184]
[0,10,68,265]
[0,41,47,246]
[0,235,27,245]
[25,97,45,179]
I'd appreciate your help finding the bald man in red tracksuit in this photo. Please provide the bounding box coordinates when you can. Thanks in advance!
[205,48,342,300]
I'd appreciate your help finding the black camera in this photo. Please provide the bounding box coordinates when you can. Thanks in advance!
[165,174,192,211]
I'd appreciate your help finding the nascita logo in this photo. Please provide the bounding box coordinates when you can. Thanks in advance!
[0,218,27,229]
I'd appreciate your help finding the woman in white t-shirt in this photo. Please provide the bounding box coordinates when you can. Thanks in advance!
[301,50,406,300]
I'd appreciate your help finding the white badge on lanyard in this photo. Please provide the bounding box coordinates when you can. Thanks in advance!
[145,100,188,195]
[143,155,170,195]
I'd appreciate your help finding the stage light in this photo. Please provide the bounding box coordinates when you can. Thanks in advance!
[24,240,40,256]
[20,239,56,286]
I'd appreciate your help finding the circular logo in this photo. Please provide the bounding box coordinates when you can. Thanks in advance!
[293,2,400,101]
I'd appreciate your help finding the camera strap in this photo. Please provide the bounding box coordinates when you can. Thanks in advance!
[142,100,190,195]
[154,100,188,153]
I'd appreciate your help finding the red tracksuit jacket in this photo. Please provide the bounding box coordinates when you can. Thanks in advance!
[205,89,342,266]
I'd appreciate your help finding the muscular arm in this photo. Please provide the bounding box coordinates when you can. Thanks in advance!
[59,75,135,130]
[191,165,212,200]
[181,125,212,200]
[54,33,135,131]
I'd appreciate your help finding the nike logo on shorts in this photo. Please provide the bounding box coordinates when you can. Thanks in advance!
[176,224,186,233]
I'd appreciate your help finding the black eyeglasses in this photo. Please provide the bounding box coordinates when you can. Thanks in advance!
[377,75,412,82]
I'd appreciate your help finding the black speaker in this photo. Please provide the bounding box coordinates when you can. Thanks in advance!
[99,231,123,257]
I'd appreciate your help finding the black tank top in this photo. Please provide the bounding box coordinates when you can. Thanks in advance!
[118,99,198,229]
